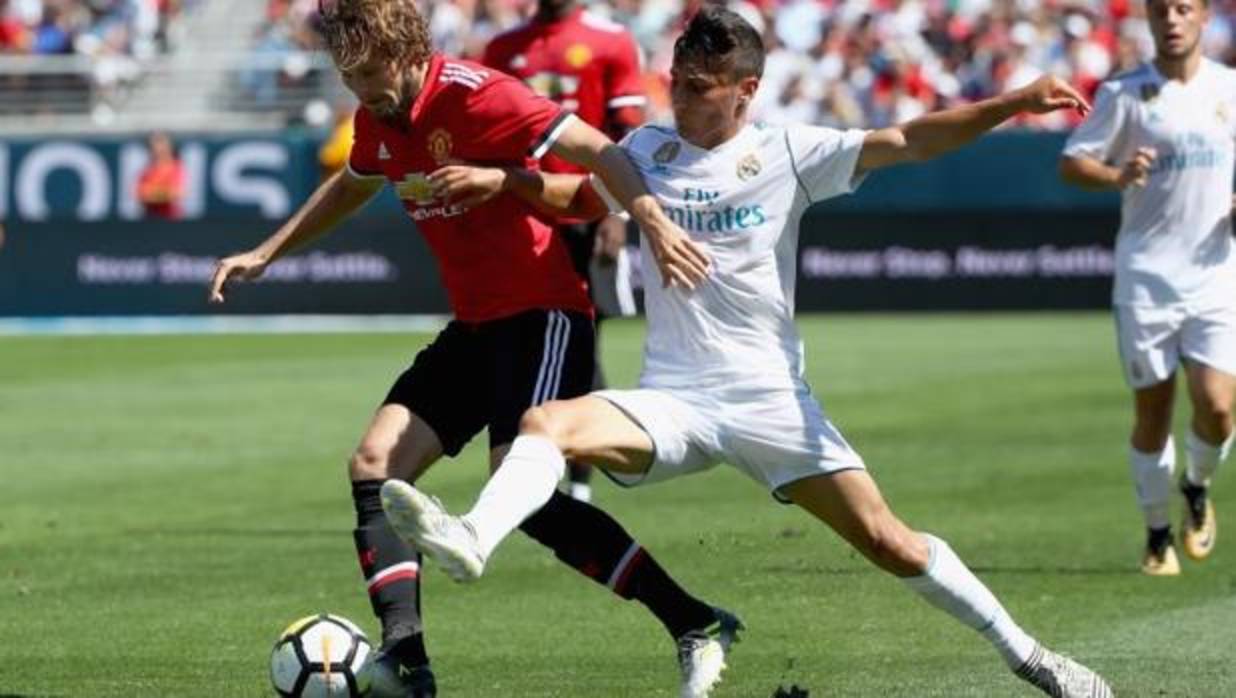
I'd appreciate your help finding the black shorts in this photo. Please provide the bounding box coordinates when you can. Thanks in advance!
[383,309,596,456]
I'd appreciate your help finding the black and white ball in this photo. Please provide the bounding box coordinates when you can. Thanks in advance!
[270,613,372,697]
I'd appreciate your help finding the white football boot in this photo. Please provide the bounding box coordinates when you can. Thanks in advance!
[1015,644,1114,698]
[677,608,744,698]
[381,480,485,583]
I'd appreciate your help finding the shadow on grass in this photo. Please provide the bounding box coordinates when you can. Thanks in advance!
[969,565,1132,576]
[124,528,343,539]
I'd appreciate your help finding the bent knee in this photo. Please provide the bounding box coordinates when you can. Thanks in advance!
[519,402,575,441]
[856,520,929,577]
[348,445,389,481]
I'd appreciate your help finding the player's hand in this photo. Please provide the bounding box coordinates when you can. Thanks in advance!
[428,165,506,210]
[645,221,711,290]
[1118,147,1157,189]
[208,250,270,303]
[1013,75,1091,117]
[594,214,628,265]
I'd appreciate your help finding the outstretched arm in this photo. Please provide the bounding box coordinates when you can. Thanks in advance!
[857,76,1090,174]
[208,169,382,303]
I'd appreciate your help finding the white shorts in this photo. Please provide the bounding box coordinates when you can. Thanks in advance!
[1115,301,1236,389]
[593,383,866,497]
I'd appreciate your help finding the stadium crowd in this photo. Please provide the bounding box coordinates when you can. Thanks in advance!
[0,0,183,57]
[262,0,1236,129]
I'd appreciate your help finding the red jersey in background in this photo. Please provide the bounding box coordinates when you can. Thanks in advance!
[483,7,645,175]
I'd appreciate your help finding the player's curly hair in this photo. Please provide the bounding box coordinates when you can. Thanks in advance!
[319,0,433,72]
[674,3,765,81]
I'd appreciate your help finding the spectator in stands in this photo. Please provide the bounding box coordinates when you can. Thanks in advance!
[0,0,31,52]
[136,131,185,220]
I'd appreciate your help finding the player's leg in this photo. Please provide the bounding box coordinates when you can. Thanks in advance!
[385,389,742,697]
[1177,305,1236,560]
[1117,303,1184,575]
[349,405,442,696]
[357,324,488,697]
[782,472,1112,697]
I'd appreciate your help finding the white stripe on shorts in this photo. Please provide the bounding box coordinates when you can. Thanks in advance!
[532,311,570,405]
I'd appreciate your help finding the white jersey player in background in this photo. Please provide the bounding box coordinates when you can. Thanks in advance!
[384,6,1114,697]
[1061,0,1233,576]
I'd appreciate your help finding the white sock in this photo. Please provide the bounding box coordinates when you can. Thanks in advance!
[462,435,565,558]
[1129,436,1175,529]
[903,534,1037,671]
[1186,429,1230,488]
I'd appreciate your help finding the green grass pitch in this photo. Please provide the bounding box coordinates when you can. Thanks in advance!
[2,313,1233,697]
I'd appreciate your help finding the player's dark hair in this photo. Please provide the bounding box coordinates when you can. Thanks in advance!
[320,0,433,72]
[673,3,765,81]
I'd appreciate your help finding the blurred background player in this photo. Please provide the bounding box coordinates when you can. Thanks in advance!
[1061,0,1234,576]
[482,0,646,502]
[136,131,185,220]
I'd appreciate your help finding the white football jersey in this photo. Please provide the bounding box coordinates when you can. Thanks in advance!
[1063,59,1236,305]
[593,122,867,391]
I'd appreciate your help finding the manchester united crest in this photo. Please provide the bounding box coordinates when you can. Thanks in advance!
[565,43,593,69]
[736,153,761,181]
[427,128,453,163]
[653,140,681,164]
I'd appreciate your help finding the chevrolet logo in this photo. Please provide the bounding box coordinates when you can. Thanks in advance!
[396,173,436,205]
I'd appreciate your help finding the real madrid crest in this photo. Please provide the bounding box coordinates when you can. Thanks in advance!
[653,140,681,164]
[427,128,453,164]
[1218,102,1230,125]
[736,153,761,181]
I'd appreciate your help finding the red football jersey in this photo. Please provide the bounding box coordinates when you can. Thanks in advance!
[348,54,591,323]
[482,7,645,175]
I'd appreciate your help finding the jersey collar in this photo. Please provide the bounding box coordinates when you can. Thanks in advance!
[408,54,446,126]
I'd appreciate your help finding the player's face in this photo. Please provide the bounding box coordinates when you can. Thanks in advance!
[669,64,757,147]
[1148,0,1208,60]
[338,54,413,124]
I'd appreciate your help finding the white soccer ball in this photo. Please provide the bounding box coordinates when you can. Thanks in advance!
[270,613,373,697]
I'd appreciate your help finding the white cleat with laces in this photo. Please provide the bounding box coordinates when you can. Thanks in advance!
[381,480,486,583]
[1015,644,1114,698]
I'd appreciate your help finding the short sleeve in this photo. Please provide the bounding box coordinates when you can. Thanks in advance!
[466,73,574,160]
[346,109,385,181]
[605,33,646,112]
[783,125,868,203]
[1062,81,1127,163]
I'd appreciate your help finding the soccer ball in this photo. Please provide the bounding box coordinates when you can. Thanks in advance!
[270,613,372,697]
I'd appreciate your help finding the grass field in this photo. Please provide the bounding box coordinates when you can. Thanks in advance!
[2,313,1234,697]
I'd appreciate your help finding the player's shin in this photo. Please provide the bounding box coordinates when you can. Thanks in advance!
[1186,428,1230,488]
[519,491,718,639]
[461,434,565,557]
[352,480,429,666]
[902,534,1036,671]
[1130,437,1176,529]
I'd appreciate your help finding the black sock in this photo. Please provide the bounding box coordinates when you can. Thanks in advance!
[1147,525,1173,554]
[568,461,594,486]
[352,480,428,665]
[519,491,716,639]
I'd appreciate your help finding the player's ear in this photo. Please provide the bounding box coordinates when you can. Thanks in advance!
[739,76,759,103]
